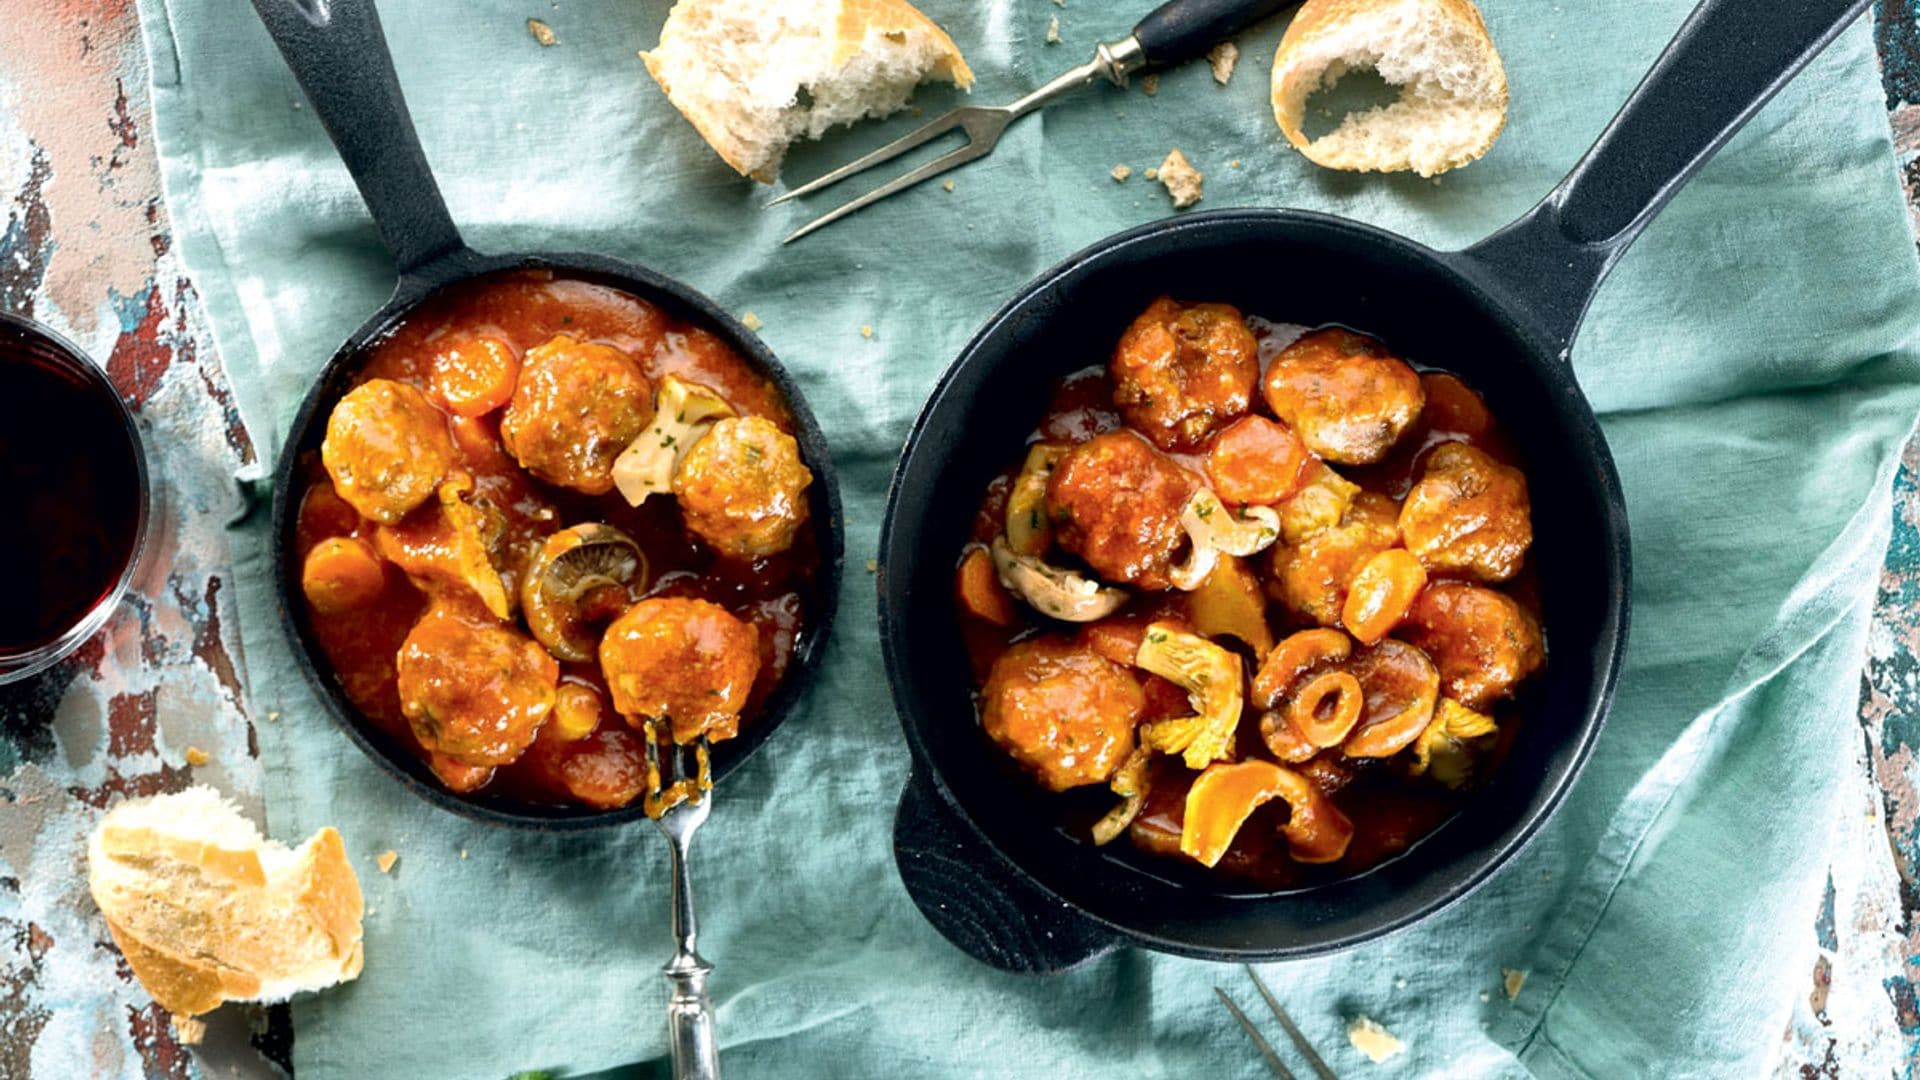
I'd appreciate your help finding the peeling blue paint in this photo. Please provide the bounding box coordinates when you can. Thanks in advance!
[107,283,153,334]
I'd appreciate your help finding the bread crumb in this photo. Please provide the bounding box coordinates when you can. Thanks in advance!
[742,311,764,332]
[860,325,874,339]
[1503,968,1527,1000]
[1347,1017,1404,1062]
[459,849,469,859]
[1143,167,1158,181]
[184,746,210,767]
[1110,165,1132,183]
[865,559,879,574]
[527,18,557,46]
[376,850,398,874]
[1208,42,1239,85]
[943,179,955,192]
[172,1016,206,1045]
[1141,74,1160,97]
[1479,991,1491,1002]
[1157,149,1203,209]
[266,711,280,723]
[1230,159,1242,169]
[1045,16,1060,43]
[1395,977,1408,989]
[1053,0,1065,6]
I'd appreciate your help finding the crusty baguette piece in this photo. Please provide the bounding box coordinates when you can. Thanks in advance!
[642,0,974,183]
[1271,0,1507,177]
[87,786,364,1022]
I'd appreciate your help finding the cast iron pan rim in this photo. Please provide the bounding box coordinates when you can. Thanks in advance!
[271,248,845,831]
[878,206,1630,956]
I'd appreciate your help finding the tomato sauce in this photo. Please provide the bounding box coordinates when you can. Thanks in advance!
[292,270,820,810]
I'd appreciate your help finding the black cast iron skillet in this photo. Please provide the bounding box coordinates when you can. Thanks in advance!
[880,0,1870,969]
[253,0,844,829]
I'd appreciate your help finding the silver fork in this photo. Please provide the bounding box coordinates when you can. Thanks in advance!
[645,731,720,1080]
[772,0,1294,243]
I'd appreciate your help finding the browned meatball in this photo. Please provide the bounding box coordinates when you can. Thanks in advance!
[1268,492,1400,625]
[599,597,759,744]
[672,416,813,559]
[1398,582,1544,710]
[1262,328,1424,465]
[1399,442,1532,581]
[980,637,1145,791]
[1110,297,1259,452]
[500,335,654,494]
[1047,430,1199,591]
[397,603,559,767]
[321,378,456,524]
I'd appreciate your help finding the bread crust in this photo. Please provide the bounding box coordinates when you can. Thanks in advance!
[643,0,973,182]
[1271,0,1508,176]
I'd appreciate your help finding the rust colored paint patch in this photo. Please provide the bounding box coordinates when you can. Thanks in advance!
[0,918,53,1080]
[106,278,189,408]
[127,1002,190,1080]
[66,762,190,809]
[174,576,245,711]
[104,690,156,759]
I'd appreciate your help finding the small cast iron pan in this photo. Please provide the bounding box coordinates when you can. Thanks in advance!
[252,0,844,829]
[880,0,1868,969]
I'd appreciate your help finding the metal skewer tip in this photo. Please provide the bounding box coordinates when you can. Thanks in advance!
[1216,986,1299,1080]
[1245,966,1341,1080]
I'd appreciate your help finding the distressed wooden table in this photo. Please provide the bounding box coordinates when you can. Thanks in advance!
[0,2,1915,1077]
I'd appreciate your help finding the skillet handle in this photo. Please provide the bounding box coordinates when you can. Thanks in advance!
[1457,0,1870,359]
[1133,0,1293,69]
[249,0,471,279]
[893,767,1116,974]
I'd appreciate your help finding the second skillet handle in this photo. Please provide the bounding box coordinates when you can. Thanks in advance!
[249,0,470,279]
[1459,0,1870,357]
[1133,0,1293,69]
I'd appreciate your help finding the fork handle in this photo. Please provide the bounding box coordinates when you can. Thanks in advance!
[1133,0,1294,68]
[665,960,720,1080]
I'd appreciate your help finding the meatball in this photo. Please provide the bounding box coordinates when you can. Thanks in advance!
[980,637,1145,791]
[397,603,559,767]
[500,335,654,494]
[1110,297,1259,452]
[321,378,456,524]
[1399,442,1532,582]
[1398,582,1544,710]
[1261,328,1424,465]
[1268,492,1401,626]
[672,416,813,559]
[1047,430,1198,590]
[599,597,760,744]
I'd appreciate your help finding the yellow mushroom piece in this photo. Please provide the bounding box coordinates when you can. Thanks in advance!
[521,524,648,663]
[1005,442,1068,557]
[1090,746,1151,846]
[611,375,736,507]
[1169,488,1281,591]
[1135,622,1244,770]
[989,536,1128,623]
[1180,759,1354,867]
[1410,696,1498,787]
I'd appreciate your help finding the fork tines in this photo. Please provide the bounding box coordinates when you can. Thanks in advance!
[770,106,1005,244]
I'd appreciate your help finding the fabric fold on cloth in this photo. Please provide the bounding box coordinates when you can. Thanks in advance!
[133,0,1920,1076]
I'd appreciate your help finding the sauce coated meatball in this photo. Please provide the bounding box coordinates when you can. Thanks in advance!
[397,603,559,767]
[1398,582,1544,710]
[1268,492,1401,626]
[599,597,759,744]
[1047,430,1198,590]
[1110,297,1259,452]
[672,416,813,560]
[980,637,1144,791]
[1261,328,1424,465]
[1399,442,1532,581]
[500,335,654,494]
[321,378,456,524]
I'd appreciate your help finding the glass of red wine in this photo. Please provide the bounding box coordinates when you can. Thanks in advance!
[0,313,149,683]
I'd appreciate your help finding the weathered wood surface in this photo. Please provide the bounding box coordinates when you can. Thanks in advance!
[0,2,1912,1076]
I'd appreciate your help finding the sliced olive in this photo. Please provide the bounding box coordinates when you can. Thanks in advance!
[521,524,649,662]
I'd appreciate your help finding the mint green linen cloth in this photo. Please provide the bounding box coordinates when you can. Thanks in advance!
[134,1,1920,1076]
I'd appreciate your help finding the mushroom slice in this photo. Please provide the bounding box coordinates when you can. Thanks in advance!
[611,375,736,507]
[1278,462,1360,544]
[1006,442,1068,557]
[1135,622,1244,770]
[1410,696,1498,788]
[521,524,649,662]
[989,536,1127,623]
[1090,746,1151,846]
[1169,488,1281,591]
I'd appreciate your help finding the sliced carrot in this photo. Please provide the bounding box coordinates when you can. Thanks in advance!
[1206,415,1312,506]
[1418,373,1493,443]
[300,537,386,614]
[1342,548,1428,645]
[954,547,1018,626]
[1181,760,1287,868]
[430,336,521,418]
